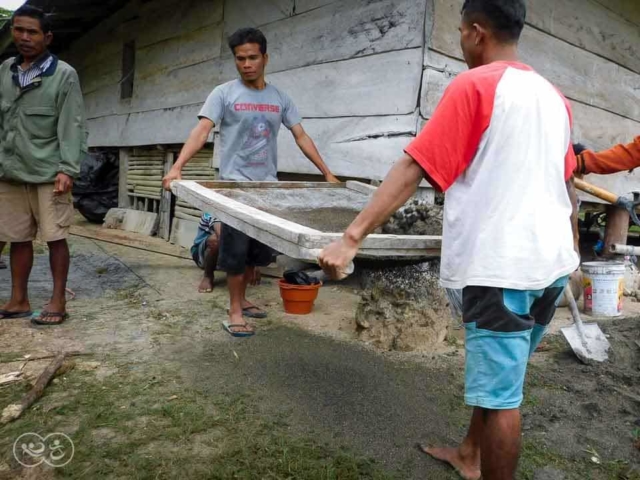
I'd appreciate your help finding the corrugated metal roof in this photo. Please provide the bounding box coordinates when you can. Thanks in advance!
[0,0,130,60]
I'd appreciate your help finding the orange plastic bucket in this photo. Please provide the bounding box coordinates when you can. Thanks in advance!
[278,279,322,315]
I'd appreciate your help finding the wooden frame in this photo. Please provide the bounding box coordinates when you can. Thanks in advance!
[172,180,442,262]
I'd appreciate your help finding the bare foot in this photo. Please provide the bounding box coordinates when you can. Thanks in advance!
[418,445,481,480]
[198,276,214,293]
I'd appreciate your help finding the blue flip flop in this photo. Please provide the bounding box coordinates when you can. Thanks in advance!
[0,310,33,320]
[31,310,68,326]
[222,320,255,338]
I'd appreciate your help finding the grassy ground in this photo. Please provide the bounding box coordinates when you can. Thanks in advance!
[1,238,639,479]
[0,360,398,479]
[1,351,637,480]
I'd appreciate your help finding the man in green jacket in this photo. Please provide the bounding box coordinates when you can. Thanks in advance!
[0,6,86,325]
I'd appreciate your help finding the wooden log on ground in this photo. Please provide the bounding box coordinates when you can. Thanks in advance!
[1,354,66,425]
[70,224,191,259]
[0,351,88,364]
[0,371,22,386]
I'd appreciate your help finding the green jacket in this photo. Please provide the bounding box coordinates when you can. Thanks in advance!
[0,55,87,184]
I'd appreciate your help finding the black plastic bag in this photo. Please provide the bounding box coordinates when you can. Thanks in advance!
[72,149,119,224]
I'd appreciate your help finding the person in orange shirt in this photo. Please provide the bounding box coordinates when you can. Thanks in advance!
[575,136,640,176]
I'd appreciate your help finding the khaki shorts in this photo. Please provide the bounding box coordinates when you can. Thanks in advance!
[0,181,73,243]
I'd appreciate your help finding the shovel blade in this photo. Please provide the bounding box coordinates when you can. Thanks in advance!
[561,323,610,363]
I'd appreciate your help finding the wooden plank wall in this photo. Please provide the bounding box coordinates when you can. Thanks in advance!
[64,0,640,189]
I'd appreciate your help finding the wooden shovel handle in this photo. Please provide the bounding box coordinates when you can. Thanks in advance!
[574,178,619,204]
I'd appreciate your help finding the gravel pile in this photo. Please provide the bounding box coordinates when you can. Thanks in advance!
[382,199,443,236]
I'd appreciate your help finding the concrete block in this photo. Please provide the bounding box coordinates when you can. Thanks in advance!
[170,218,199,250]
[103,208,158,236]
[121,211,158,236]
[103,208,127,229]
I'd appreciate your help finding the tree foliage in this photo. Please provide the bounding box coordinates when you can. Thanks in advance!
[0,7,12,18]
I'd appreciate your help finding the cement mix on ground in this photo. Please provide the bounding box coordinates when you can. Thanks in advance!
[356,260,450,351]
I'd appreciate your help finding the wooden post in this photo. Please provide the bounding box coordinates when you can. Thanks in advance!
[604,205,629,257]
[118,148,130,208]
[158,151,174,240]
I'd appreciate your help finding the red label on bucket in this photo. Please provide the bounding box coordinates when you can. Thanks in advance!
[584,284,593,312]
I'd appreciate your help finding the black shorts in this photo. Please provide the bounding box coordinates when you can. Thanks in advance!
[217,223,274,275]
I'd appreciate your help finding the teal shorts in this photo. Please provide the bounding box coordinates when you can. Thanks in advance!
[463,276,569,410]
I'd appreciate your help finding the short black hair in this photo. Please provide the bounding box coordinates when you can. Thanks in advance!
[461,0,526,43]
[228,28,267,55]
[11,5,52,34]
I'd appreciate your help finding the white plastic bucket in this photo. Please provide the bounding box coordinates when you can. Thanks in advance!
[582,261,625,317]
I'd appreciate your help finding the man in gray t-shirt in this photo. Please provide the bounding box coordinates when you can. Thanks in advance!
[163,28,338,337]
[199,80,301,182]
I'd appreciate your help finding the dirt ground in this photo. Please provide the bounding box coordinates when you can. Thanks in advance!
[0,232,639,479]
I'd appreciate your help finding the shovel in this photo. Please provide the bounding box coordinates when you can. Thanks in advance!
[560,284,610,363]
[574,178,640,227]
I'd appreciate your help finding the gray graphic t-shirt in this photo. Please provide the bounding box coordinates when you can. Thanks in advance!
[199,79,302,181]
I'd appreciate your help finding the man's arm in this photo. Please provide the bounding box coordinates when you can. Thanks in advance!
[577,136,640,176]
[566,177,580,256]
[290,124,339,183]
[162,118,214,191]
[318,154,424,278]
[55,73,86,194]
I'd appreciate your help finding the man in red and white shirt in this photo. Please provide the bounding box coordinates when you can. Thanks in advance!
[320,0,579,478]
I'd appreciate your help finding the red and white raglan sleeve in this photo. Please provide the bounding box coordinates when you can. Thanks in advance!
[405,71,495,192]
[560,95,577,181]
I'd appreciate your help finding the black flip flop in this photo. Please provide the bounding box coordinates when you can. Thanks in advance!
[31,311,68,326]
[0,310,33,320]
[242,306,267,319]
[226,307,268,319]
